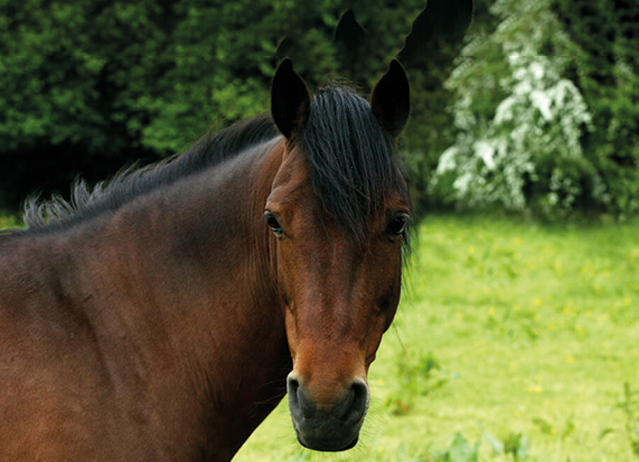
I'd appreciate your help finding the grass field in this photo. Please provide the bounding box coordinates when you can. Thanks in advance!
[2,212,639,461]
[233,213,639,462]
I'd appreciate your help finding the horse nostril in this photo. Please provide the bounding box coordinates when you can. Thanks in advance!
[336,379,369,423]
[287,374,316,420]
[287,375,301,420]
[287,375,300,396]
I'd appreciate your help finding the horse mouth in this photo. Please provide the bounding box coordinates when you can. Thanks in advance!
[289,406,366,452]
[287,375,369,452]
[295,428,360,452]
[295,428,359,452]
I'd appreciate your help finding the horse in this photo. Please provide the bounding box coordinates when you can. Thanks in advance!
[0,58,410,461]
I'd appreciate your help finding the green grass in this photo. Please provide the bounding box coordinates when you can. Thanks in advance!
[0,213,20,230]
[3,212,639,460]
[233,213,639,461]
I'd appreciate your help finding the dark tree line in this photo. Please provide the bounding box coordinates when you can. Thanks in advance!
[0,0,487,212]
[2,0,637,217]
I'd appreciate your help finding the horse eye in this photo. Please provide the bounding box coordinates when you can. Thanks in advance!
[387,214,409,237]
[263,211,283,236]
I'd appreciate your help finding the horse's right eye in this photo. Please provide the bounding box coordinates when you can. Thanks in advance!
[386,213,409,237]
[263,211,283,236]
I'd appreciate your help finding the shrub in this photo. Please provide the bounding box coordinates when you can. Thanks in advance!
[429,0,610,217]
[429,0,639,218]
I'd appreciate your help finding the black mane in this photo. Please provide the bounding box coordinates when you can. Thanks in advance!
[22,85,408,239]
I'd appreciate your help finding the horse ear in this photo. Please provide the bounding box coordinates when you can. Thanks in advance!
[271,58,311,139]
[370,60,410,138]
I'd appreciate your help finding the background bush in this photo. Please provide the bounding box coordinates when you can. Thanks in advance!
[0,0,433,210]
[1,0,638,219]
[428,0,639,218]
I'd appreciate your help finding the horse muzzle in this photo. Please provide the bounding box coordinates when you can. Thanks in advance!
[286,373,369,452]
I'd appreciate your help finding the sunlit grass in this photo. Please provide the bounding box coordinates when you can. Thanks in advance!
[235,213,639,461]
[0,213,20,230]
[2,212,638,460]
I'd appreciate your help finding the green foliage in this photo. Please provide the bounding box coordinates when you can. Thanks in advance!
[0,212,20,229]
[0,0,433,210]
[0,0,177,206]
[553,0,639,217]
[0,0,174,153]
[227,212,639,461]
[385,351,449,415]
[620,382,639,457]
[430,0,639,218]
[430,433,480,462]
[3,0,638,218]
[400,0,499,213]
[430,0,606,217]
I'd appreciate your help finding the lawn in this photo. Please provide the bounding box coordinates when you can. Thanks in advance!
[2,212,638,461]
[0,213,19,230]
[233,213,639,462]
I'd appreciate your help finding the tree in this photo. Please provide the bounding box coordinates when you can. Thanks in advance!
[0,0,178,208]
[554,0,639,216]
[0,0,434,211]
[430,0,639,217]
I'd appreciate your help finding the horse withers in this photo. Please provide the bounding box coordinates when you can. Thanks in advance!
[0,59,410,461]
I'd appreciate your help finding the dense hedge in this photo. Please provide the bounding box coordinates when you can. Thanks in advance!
[554,0,639,216]
[1,0,443,210]
[428,0,639,218]
[0,0,178,207]
[2,0,637,218]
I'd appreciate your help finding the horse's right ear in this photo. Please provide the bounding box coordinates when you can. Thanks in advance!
[271,58,311,139]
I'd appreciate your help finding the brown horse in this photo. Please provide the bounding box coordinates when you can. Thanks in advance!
[0,59,410,461]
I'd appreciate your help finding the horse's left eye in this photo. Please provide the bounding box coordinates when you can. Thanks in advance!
[263,211,283,236]
[387,214,409,237]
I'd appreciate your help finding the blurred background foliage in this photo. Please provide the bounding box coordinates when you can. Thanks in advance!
[0,0,638,219]
[432,0,639,218]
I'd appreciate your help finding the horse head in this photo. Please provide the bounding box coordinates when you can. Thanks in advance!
[267,58,410,451]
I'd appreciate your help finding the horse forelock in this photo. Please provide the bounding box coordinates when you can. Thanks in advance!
[297,85,410,242]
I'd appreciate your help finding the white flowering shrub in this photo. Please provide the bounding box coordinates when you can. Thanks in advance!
[430,0,610,215]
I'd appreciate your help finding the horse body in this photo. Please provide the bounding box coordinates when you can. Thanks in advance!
[0,139,291,461]
[0,59,411,461]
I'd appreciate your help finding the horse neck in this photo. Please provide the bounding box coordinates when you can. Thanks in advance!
[95,137,288,351]
[42,137,290,453]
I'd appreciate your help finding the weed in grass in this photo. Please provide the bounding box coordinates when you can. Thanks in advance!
[502,432,530,461]
[532,417,555,437]
[620,382,639,457]
[0,214,20,230]
[482,431,505,456]
[481,425,530,461]
[428,433,480,462]
[530,415,577,443]
[385,351,450,416]
[561,416,575,440]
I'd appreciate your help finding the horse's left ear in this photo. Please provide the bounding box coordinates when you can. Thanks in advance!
[370,59,410,138]
[271,58,312,139]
